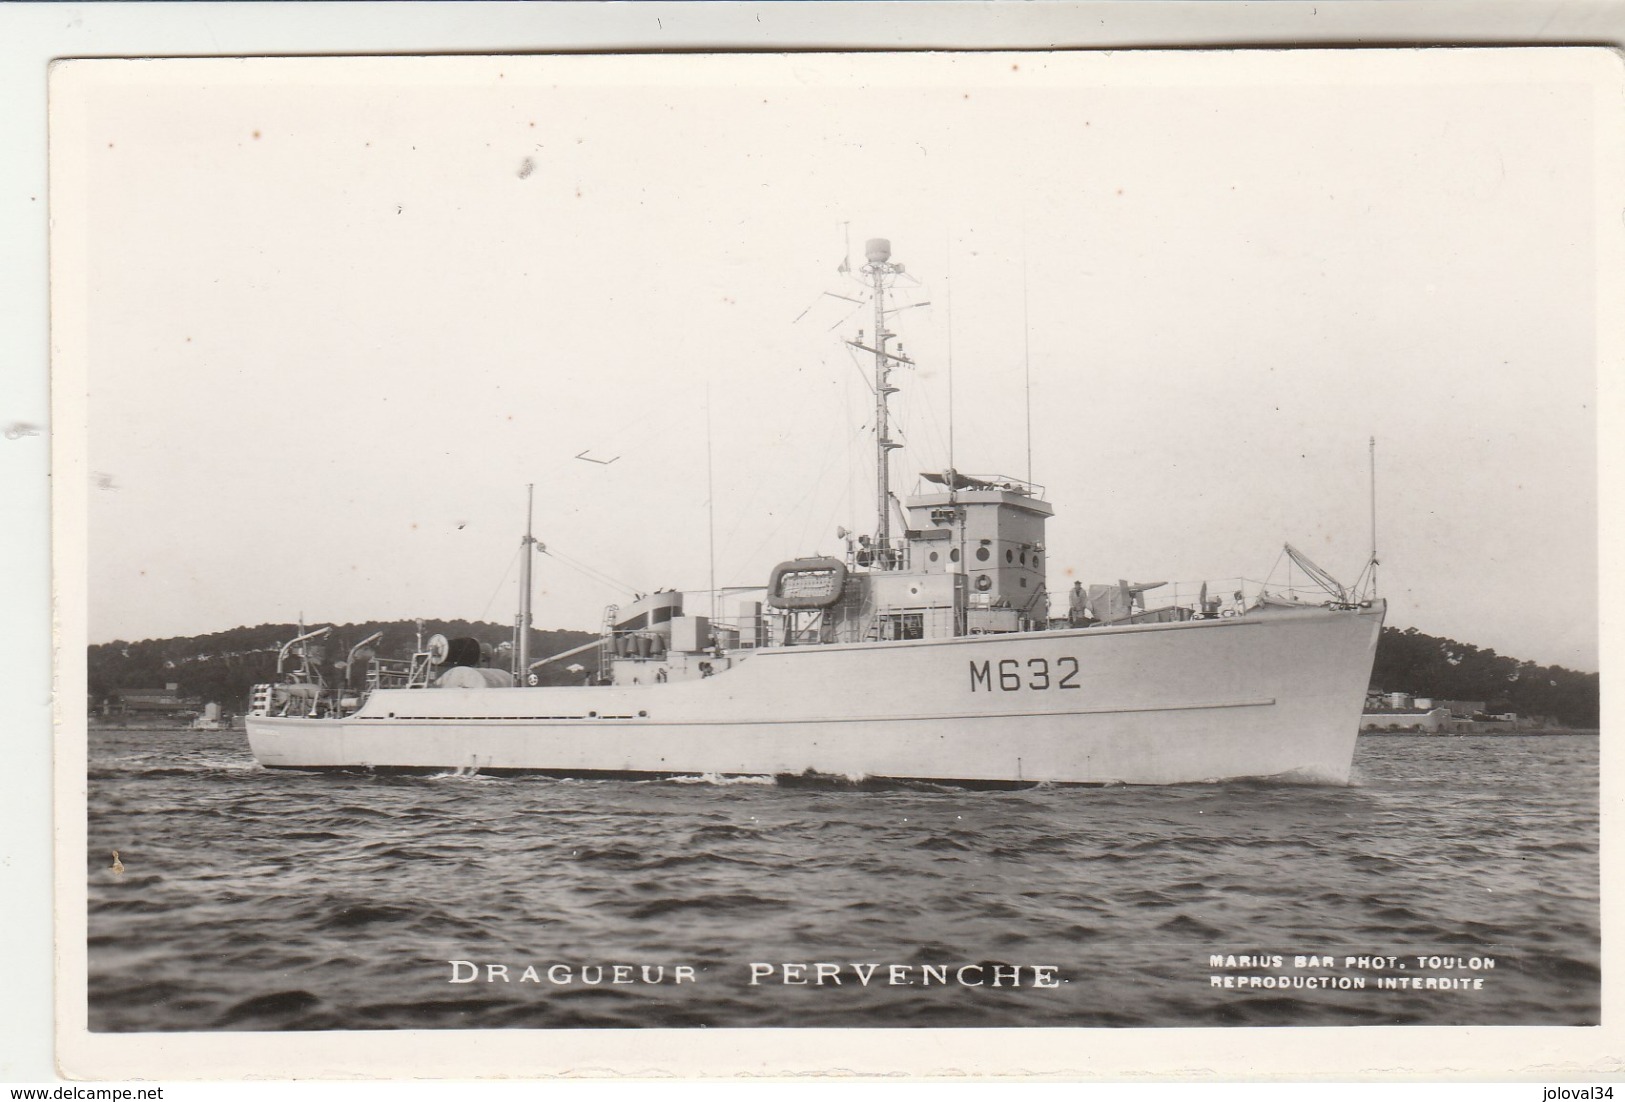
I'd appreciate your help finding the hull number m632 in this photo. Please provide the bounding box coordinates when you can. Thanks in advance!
[970,657,1080,692]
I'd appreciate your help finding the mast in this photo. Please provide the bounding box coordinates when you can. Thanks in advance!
[706,385,717,625]
[1368,436,1378,598]
[859,238,907,562]
[516,483,535,679]
[945,239,954,488]
[1022,242,1033,487]
[946,238,967,636]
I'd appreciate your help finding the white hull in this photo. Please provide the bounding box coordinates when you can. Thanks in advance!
[247,601,1384,786]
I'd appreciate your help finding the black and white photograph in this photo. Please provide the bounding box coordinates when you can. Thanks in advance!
[48,45,1617,1078]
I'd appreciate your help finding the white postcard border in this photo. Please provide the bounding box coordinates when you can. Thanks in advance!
[29,20,1625,1087]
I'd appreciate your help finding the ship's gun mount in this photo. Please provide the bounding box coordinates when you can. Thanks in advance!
[1059,578,1262,627]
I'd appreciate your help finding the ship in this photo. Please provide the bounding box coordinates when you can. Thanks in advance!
[246,238,1385,786]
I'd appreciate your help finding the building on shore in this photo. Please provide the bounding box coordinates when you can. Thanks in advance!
[1362,690,1555,733]
[1361,704,1453,732]
[104,682,203,719]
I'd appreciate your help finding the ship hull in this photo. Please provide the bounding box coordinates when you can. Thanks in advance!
[246,602,1384,786]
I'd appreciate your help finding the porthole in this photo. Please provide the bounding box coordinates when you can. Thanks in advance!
[1005,549,1014,564]
[950,548,961,563]
[976,546,990,562]
[1019,551,1027,565]
[929,551,939,563]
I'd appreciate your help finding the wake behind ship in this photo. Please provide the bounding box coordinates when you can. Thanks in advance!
[246,238,1385,786]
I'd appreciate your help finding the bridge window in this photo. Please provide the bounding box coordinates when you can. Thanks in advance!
[879,613,924,640]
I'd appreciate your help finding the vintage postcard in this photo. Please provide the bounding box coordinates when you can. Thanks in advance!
[50,47,1622,1079]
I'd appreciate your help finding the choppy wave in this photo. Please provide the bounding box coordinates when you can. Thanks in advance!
[662,773,777,786]
[86,727,1598,1031]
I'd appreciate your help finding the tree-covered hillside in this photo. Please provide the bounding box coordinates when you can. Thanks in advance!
[1370,626,1598,727]
[88,620,599,711]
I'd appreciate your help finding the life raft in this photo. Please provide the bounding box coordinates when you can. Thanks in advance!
[766,556,848,610]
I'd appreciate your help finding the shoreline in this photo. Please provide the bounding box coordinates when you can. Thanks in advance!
[1360,727,1596,737]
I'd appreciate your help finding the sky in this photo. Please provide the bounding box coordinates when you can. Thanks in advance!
[64,49,1609,670]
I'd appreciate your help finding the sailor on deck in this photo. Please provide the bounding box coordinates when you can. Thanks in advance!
[1068,580,1094,628]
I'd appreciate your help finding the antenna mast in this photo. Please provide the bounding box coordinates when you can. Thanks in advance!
[1368,436,1378,598]
[856,238,909,564]
[946,241,955,484]
[516,483,535,679]
[1023,242,1033,487]
[707,385,717,625]
[947,237,967,636]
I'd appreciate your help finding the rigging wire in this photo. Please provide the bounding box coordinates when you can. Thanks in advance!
[537,544,640,598]
[712,356,854,569]
[897,367,951,480]
[1263,545,1289,595]
[841,342,878,395]
[827,297,871,333]
[792,289,868,325]
[793,403,859,551]
[736,418,865,570]
[715,460,771,564]
[477,541,525,622]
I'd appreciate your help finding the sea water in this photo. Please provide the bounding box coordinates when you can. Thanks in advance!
[85,729,1599,1030]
